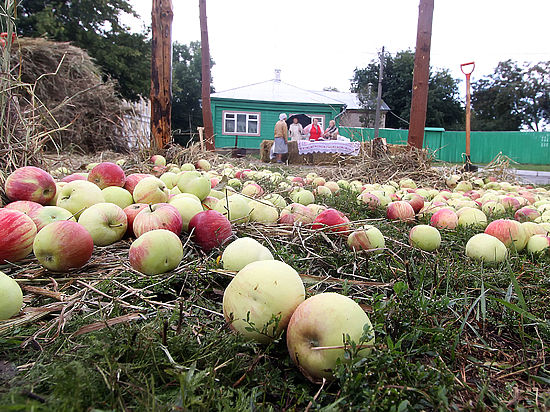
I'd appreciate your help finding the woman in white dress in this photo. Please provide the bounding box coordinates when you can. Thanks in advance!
[288,117,304,141]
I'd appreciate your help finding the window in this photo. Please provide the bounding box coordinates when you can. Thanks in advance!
[308,114,325,130]
[541,134,549,148]
[223,111,260,135]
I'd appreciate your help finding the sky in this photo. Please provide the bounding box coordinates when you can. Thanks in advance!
[124,0,550,95]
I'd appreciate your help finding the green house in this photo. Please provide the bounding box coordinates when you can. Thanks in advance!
[210,73,347,149]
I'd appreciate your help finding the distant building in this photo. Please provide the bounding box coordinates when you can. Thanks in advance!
[209,72,389,149]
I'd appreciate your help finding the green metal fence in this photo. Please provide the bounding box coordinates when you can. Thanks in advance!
[339,127,550,165]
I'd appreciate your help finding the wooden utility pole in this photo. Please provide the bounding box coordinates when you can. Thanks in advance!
[372,46,386,158]
[407,0,434,149]
[150,0,173,150]
[374,46,385,139]
[199,0,215,151]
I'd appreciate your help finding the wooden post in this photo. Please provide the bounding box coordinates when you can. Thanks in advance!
[150,0,173,150]
[199,0,215,151]
[407,0,434,149]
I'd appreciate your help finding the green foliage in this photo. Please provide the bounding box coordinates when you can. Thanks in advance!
[16,0,151,100]
[351,50,464,130]
[172,41,214,133]
[472,60,550,131]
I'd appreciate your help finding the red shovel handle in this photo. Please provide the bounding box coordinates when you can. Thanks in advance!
[461,61,475,75]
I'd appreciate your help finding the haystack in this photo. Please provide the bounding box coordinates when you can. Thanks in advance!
[10,37,130,153]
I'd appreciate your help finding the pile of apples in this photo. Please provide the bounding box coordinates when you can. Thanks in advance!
[219,237,375,383]
[1,154,550,380]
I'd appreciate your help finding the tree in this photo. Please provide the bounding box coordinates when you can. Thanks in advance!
[171,41,214,133]
[16,0,151,100]
[351,50,464,130]
[472,60,550,131]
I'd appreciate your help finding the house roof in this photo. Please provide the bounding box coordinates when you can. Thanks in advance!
[211,79,345,107]
[211,78,390,111]
[314,90,390,111]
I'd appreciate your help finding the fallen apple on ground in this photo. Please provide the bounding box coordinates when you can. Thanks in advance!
[5,166,57,205]
[0,209,37,264]
[347,225,385,252]
[28,206,76,232]
[33,221,94,272]
[0,271,23,320]
[78,203,128,246]
[129,229,183,275]
[221,237,274,271]
[223,260,305,343]
[409,224,441,252]
[56,180,105,218]
[188,210,233,251]
[286,292,375,383]
[88,162,126,189]
[133,203,183,237]
[465,233,508,264]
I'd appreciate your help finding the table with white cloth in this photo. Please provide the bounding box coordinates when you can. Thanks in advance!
[297,140,361,156]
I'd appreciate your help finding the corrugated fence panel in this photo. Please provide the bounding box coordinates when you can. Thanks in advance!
[340,127,550,164]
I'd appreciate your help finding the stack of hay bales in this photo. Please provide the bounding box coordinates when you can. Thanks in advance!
[11,38,131,153]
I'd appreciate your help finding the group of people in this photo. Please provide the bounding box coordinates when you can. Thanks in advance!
[272,113,339,163]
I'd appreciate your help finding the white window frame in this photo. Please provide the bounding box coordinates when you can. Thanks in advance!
[222,110,261,136]
[307,114,326,131]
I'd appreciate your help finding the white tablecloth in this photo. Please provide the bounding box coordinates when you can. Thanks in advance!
[297,140,361,156]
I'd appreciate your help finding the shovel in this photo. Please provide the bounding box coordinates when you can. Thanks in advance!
[461,61,477,172]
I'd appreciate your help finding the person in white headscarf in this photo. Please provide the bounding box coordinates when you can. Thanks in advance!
[273,113,288,163]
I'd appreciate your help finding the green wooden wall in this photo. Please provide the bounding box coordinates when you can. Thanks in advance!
[339,127,550,165]
[211,98,343,149]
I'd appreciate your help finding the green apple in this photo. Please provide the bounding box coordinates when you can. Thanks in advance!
[28,206,76,232]
[526,234,550,254]
[221,237,274,271]
[290,189,315,206]
[248,200,279,224]
[168,196,204,231]
[78,203,128,246]
[263,193,287,209]
[129,229,183,275]
[102,186,134,209]
[56,180,105,218]
[209,189,226,200]
[223,260,305,343]
[180,163,195,171]
[160,172,179,189]
[0,271,23,320]
[170,192,201,203]
[465,233,508,264]
[348,225,385,252]
[177,171,211,200]
[214,195,251,223]
[286,292,375,383]
[457,207,487,228]
[409,224,441,252]
[132,177,169,204]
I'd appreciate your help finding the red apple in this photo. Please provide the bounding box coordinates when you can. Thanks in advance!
[61,173,87,183]
[484,219,528,251]
[386,201,415,221]
[402,193,425,214]
[430,208,458,230]
[311,208,350,235]
[514,207,540,222]
[5,166,57,205]
[0,209,37,264]
[499,196,521,212]
[279,203,315,225]
[33,221,93,271]
[357,192,380,210]
[123,203,148,236]
[188,210,233,251]
[124,173,152,195]
[88,162,126,189]
[133,203,183,237]
[5,200,43,216]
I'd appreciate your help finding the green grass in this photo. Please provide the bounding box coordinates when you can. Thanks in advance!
[1,176,550,411]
